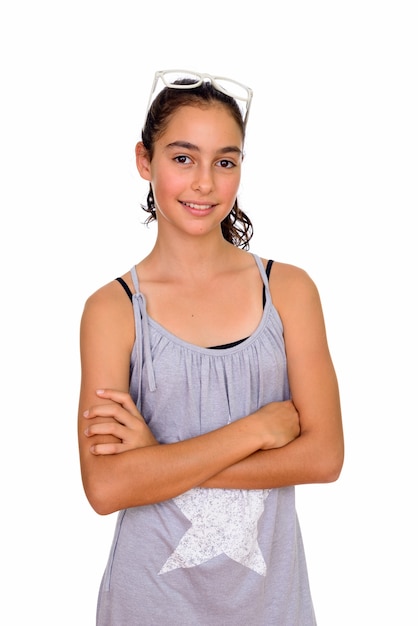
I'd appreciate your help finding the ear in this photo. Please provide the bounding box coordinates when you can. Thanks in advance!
[135,142,152,181]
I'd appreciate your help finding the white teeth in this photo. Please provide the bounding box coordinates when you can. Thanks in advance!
[183,202,212,210]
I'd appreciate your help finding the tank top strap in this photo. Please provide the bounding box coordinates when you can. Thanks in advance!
[129,266,156,393]
[252,254,273,304]
[130,265,140,294]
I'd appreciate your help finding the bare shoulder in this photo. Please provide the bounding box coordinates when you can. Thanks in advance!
[81,275,135,347]
[83,269,134,311]
[261,259,323,322]
[264,259,319,296]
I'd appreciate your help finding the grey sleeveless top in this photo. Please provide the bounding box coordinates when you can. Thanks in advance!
[97,254,316,625]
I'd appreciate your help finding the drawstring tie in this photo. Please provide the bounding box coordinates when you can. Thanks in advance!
[132,292,157,392]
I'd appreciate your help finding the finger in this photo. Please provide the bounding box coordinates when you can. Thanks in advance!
[84,422,128,439]
[96,389,138,413]
[83,403,115,419]
[90,442,127,455]
[84,403,141,425]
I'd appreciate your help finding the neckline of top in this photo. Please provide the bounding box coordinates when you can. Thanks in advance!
[129,254,274,354]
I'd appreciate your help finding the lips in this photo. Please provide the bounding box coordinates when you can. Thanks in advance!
[181,201,214,211]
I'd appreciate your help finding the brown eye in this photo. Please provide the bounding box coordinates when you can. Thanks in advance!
[174,155,192,164]
[217,159,234,168]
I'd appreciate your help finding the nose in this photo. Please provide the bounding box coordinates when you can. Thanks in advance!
[191,164,214,194]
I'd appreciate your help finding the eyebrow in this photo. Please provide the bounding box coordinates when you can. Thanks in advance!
[165,141,242,156]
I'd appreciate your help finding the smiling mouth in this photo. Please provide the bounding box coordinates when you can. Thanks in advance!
[181,201,214,210]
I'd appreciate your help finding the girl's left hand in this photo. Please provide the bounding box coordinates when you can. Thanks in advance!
[83,389,158,455]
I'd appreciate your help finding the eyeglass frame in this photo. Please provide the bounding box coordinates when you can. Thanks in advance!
[145,69,253,129]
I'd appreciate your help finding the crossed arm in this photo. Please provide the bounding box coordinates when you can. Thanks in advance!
[78,268,344,515]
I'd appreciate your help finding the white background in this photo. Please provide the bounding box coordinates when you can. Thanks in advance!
[1,1,417,624]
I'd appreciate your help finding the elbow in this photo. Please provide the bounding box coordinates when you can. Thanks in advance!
[318,447,344,484]
[83,477,121,516]
[83,471,154,514]
[321,462,343,484]
[88,495,117,517]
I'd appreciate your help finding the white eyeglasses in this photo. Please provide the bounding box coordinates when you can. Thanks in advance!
[145,69,253,127]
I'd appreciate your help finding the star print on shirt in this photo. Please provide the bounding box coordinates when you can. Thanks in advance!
[158,487,271,576]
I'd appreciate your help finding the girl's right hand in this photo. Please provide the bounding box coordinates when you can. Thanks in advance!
[254,400,300,450]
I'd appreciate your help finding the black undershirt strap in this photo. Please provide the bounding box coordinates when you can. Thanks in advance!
[262,259,274,308]
[115,277,133,302]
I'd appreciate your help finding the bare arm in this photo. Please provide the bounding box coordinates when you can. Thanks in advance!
[78,281,300,515]
[203,264,344,489]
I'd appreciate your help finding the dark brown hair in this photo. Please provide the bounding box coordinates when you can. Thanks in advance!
[141,79,253,249]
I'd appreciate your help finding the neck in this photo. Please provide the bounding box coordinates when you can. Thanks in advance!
[142,236,243,282]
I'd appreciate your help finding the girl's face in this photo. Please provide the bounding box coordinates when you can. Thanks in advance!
[137,103,243,239]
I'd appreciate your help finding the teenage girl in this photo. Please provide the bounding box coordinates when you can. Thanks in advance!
[78,70,344,625]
